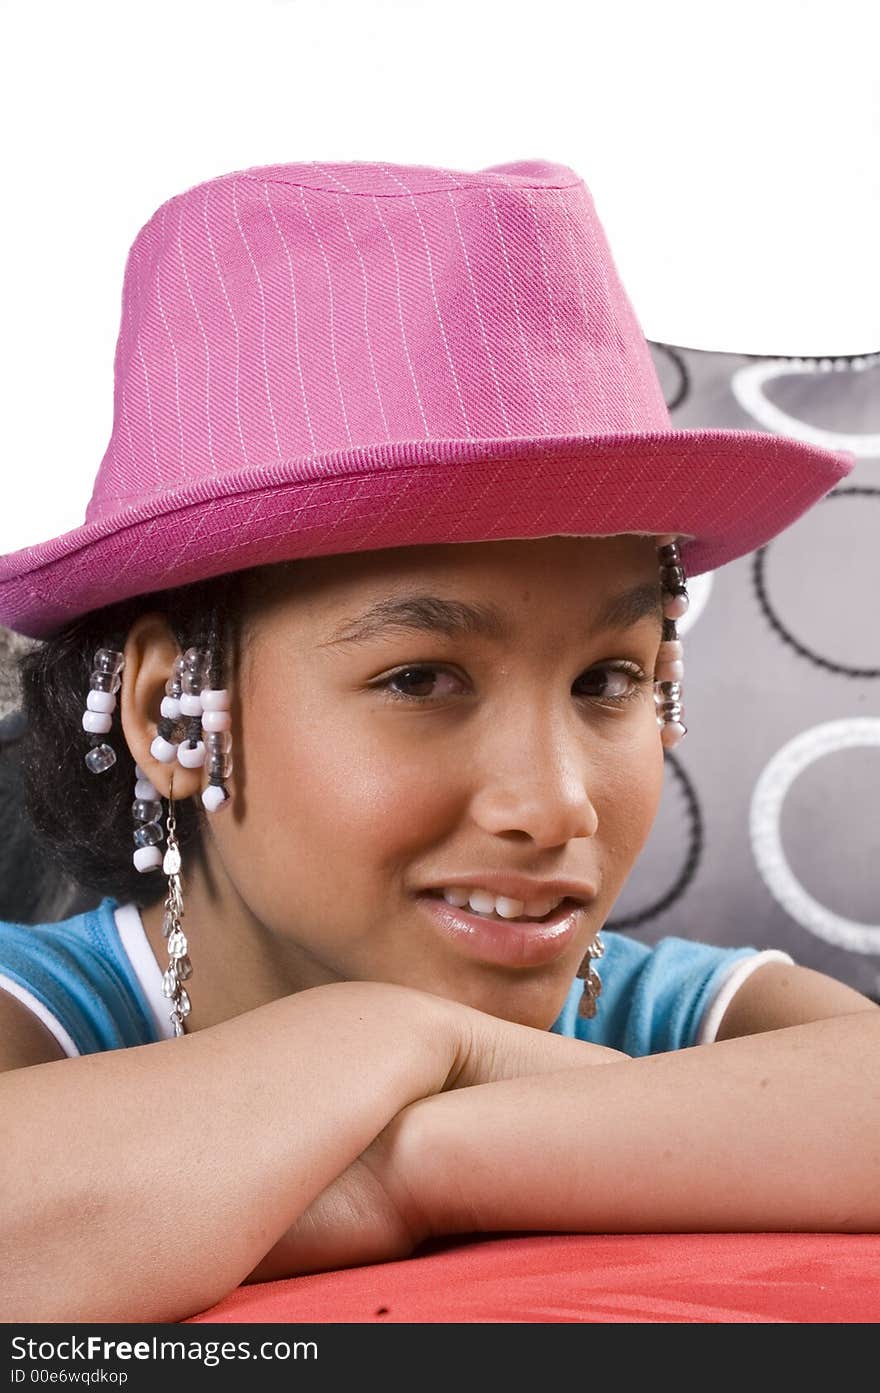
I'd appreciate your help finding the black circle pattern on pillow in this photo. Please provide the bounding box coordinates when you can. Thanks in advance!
[604,751,704,932]
[751,486,880,680]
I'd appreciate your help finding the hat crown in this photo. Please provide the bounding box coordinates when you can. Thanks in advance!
[0,156,854,641]
[88,158,670,524]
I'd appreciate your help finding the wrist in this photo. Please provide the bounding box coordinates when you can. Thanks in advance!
[297,979,461,1106]
[380,1091,461,1244]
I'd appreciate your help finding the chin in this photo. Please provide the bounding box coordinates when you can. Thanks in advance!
[437,972,569,1032]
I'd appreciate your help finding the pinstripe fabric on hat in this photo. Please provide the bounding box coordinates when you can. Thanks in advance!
[0,158,855,639]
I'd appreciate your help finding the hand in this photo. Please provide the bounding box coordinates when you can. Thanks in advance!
[243,1002,629,1283]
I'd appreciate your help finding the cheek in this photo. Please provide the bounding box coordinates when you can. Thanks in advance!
[594,721,665,883]
[236,698,445,905]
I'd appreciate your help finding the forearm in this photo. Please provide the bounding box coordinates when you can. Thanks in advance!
[398,1011,880,1238]
[0,981,458,1322]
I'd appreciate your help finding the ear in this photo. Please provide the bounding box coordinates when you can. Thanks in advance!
[118,612,205,802]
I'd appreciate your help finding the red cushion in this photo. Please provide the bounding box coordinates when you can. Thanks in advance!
[185,1232,880,1323]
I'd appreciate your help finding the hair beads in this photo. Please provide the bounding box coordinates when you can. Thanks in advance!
[150,653,187,766]
[200,693,233,811]
[132,763,165,873]
[165,646,234,811]
[144,646,231,809]
[83,647,125,773]
[177,647,207,769]
[654,534,689,750]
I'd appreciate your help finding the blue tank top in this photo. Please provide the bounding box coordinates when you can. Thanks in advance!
[0,894,792,1058]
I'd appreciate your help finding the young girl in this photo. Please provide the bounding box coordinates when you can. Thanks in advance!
[0,158,876,1324]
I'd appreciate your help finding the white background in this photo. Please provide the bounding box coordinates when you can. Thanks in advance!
[1,0,878,552]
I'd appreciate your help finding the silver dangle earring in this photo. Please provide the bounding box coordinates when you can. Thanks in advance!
[82,647,125,773]
[160,768,191,1037]
[575,933,606,1020]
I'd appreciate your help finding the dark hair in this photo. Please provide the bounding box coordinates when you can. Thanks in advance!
[0,566,269,922]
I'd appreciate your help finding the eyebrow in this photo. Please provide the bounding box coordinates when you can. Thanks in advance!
[320,580,664,649]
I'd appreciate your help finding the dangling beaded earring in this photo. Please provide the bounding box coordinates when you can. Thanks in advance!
[574,532,691,1020]
[654,532,689,749]
[82,647,125,773]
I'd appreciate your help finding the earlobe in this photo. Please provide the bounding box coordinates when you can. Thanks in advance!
[118,613,203,802]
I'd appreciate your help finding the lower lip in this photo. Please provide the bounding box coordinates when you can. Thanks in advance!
[415,893,584,967]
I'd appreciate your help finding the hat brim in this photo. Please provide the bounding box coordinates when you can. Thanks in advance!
[0,429,855,639]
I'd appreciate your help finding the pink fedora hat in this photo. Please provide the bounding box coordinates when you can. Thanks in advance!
[0,158,855,640]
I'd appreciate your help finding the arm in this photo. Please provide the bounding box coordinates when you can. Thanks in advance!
[0,979,464,1322]
[713,958,879,1040]
[244,1018,630,1282]
[395,1004,880,1240]
[241,961,880,1278]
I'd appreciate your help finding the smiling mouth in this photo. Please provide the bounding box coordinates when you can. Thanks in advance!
[422,889,578,924]
[414,890,587,969]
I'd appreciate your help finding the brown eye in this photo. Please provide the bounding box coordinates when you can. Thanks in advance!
[576,665,646,703]
[378,665,462,701]
[373,662,650,707]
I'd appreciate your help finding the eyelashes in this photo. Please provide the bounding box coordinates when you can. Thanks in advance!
[370,661,653,708]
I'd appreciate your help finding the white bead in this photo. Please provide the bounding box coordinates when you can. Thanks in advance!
[82,710,112,734]
[200,688,231,711]
[663,592,689,619]
[87,690,116,714]
[658,639,684,661]
[660,721,687,749]
[202,783,230,812]
[655,533,679,547]
[133,845,163,872]
[655,659,684,682]
[134,776,160,801]
[160,695,182,719]
[150,734,179,763]
[177,740,206,768]
[201,709,231,732]
[179,692,203,717]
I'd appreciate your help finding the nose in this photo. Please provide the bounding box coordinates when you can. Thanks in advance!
[468,720,600,847]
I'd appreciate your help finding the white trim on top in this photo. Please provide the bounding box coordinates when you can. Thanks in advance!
[112,902,176,1041]
[696,949,796,1045]
[0,973,81,1057]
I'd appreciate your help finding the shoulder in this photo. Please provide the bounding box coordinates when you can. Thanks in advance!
[0,985,67,1070]
[552,931,796,1056]
[711,957,880,1040]
[0,896,160,1056]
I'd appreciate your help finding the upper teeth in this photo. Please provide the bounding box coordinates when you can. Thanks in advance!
[440,887,566,919]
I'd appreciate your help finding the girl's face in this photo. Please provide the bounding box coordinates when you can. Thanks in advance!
[194,533,666,1030]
